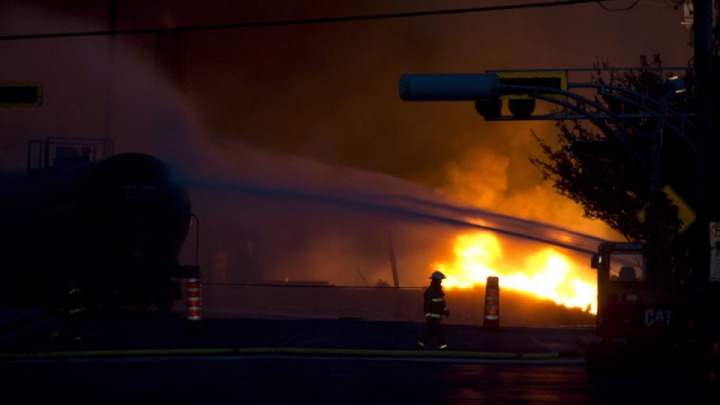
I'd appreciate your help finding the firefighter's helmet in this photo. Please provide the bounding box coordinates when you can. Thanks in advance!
[430,271,446,280]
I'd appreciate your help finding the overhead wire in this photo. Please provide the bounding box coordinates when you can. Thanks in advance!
[0,0,620,41]
[596,0,642,10]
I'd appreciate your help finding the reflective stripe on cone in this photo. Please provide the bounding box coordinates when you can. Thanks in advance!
[186,277,203,331]
[483,276,500,329]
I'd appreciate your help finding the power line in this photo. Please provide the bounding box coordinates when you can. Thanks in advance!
[202,282,426,289]
[0,0,618,42]
[597,0,641,11]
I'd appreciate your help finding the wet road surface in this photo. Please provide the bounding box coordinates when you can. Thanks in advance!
[0,310,716,404]
[1,356,714,404]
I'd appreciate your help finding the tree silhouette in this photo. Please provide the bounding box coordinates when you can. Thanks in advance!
[529,54,695,242]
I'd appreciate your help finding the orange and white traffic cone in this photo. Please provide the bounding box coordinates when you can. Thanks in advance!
[483,276,500,330]
[186,274,203,331]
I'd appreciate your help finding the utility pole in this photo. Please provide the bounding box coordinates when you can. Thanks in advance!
[103,0,116,141]
[693,0,715,283]
[710,1,720,284]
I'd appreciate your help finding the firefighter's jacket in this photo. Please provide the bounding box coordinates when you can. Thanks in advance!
[423,285,449,319]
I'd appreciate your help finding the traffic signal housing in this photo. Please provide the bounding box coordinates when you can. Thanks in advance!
[399,71,567,119]
[495,71,567,118]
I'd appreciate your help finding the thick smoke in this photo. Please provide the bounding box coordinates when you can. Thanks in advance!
[134,0,689,240]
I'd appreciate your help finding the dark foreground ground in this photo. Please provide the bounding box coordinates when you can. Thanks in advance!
[0,309,717,404]
[0,308,590,357]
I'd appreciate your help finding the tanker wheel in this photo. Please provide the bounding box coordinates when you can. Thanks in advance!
[585,341,623,375]
[135,298,152,312]
[154,297,174,313]
[135,290,152,312]
[153,285,175,313]
[153,282,176,313]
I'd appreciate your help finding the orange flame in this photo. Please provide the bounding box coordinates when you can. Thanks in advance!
[433,232,597,314]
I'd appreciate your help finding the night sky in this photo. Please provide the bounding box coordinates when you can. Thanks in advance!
[0,0,693,239]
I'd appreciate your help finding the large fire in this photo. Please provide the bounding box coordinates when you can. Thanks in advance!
[433,232,597,314]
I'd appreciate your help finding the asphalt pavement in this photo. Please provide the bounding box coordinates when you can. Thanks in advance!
[0,307,596,362]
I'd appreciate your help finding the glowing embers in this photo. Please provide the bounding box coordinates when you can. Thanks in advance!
[433,232,597,314]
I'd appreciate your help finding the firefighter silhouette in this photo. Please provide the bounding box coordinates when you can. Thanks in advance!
[51,281,86,343]
[416,271,450,350]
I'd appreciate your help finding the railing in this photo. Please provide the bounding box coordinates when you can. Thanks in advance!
[26,137,114,173]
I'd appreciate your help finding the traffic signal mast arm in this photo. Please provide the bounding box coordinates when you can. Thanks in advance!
[399,73,501,101]
[399,71,692,135]
[399,69,696,175]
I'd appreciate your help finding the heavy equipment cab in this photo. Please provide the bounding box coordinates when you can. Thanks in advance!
[591,242,696,340]
[586,241,703,374]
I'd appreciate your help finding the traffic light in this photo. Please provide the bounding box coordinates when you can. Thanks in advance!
[0,82,43,107]
[475,99,502,119]
[495,72,567,118]
[399,71,567,119]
